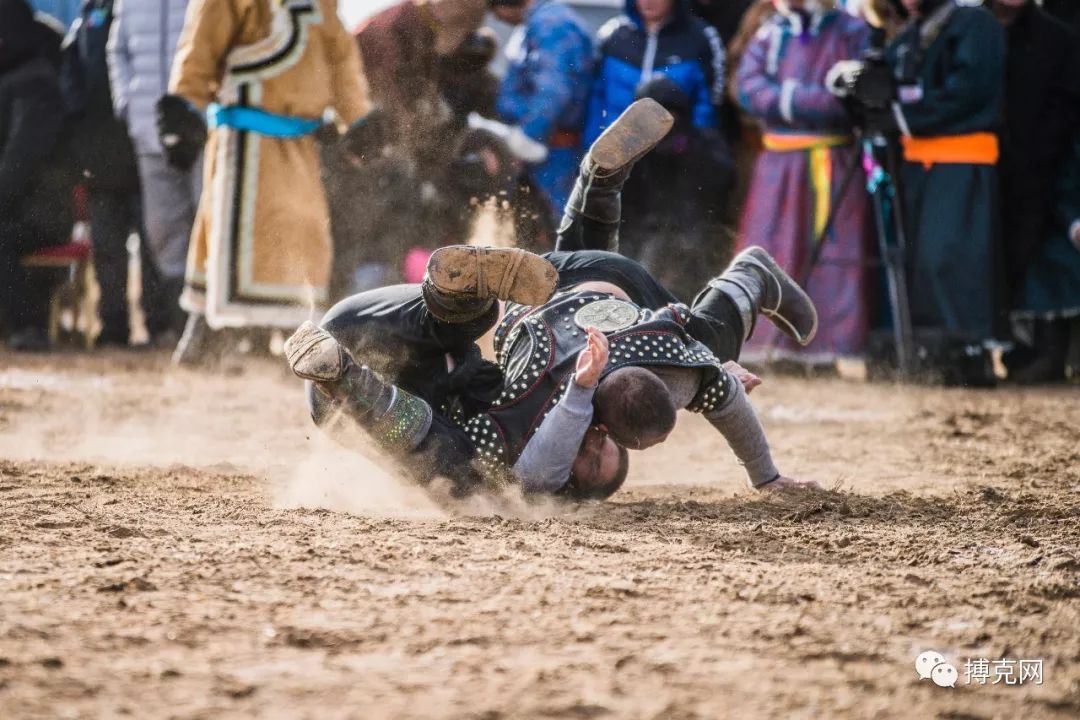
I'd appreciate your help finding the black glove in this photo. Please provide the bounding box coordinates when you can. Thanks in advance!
[342,107,391,159]
[156,94,206,171]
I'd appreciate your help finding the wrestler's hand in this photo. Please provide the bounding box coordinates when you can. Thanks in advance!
[574,327,609,388]
[723,360,762,394]
[757,475,823,492]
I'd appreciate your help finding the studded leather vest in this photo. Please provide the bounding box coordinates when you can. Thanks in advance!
[461,290,733,474]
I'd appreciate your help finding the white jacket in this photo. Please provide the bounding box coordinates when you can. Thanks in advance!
[106,0,190,154]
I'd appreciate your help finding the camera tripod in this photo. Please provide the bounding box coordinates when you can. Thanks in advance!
[803,127,916,379]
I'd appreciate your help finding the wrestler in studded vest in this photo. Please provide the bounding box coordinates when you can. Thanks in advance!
[460,290,734,475]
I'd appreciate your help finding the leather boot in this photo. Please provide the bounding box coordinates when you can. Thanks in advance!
[557,98,674,251]
[709,247,819,346]
[423,245,558,320]
[285,322,433,452]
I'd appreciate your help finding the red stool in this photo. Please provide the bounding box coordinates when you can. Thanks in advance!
[20,186,95,349]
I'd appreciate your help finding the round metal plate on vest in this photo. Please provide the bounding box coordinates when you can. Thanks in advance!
[574,298,640,334]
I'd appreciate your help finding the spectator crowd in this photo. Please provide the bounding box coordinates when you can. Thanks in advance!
[1,0,1079,384]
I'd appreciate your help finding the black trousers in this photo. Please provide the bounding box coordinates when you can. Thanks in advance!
[310,285,499,490]
[550,215,746,362]
[0,220,60,333]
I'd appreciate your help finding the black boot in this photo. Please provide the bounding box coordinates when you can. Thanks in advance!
[1005,318,1069,384]
[285,321,433,452]
[708,247,819,346]
[556,98,674,252]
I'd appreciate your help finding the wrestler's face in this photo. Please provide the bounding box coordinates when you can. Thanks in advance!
[901,0,921,15]
[571,427,623,489]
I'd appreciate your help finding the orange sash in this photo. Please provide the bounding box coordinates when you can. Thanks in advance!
[902,132,999,168]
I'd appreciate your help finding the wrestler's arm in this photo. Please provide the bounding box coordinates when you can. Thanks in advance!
[512,378,596,493]
[703,365,820,491]
[704,374,780,489]
[513,327,609,493]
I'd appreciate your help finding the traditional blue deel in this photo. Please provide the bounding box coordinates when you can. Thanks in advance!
[207,103,321,138]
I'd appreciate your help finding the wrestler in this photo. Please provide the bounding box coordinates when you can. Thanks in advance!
[287,99,819,499]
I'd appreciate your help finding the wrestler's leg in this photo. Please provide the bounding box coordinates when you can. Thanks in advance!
[423,245,559,316]
[546,250,679,309]
[554,99,673,253]
[320,284,498,387]
[690,247,820,361]
[288,320,487,495]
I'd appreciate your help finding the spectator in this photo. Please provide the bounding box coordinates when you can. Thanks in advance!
[164,0,373,364]
[1009,132,1080,382]
[886,0,1005,361]
[620,75,734,299]
[584,0,726,149]
[108,0,197,343]
[690,0,753,45]
[993,0,1079,298]
[64,0,155,347]
[491,0,594,217]
[327,0,487,299]
[437,28,501,122]
[723,0,773,221]
[356,0,486,135]
[1043,0,1079,33]
[735,0,872,367]
[993,0,1080,382]
[0,0,75,351]
[28,0,80,26]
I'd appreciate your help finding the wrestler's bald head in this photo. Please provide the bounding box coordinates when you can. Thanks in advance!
[593,367,677,450]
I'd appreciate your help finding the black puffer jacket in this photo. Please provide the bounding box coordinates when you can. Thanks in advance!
[62,0,139,191]
[0,0,74,243]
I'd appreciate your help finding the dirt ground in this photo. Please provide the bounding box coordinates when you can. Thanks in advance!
[0,349,1078,719]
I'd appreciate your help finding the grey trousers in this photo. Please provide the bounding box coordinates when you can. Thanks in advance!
[137,152,202,281]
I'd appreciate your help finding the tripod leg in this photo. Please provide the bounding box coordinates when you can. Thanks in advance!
[868,139,915,378]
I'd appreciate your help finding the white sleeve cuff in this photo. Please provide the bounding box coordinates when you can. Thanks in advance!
[779,79,798,124]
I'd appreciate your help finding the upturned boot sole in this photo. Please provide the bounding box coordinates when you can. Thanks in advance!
[588,97,674,175]
[284,321,348,382]
[426,246,558,306]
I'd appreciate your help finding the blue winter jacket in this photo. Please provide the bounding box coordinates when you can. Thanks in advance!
[495,0,594,145]
[584,0,724,146]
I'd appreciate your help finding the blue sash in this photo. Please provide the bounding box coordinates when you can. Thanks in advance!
[207,103,321,138]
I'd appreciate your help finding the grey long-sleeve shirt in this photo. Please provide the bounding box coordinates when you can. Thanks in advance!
[510,365,778,493]
[651,366,779,487]
[512,376,596,493]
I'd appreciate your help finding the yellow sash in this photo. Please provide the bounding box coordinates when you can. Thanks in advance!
[761,133,852,240]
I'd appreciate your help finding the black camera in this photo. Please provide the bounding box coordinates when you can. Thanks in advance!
[829,29,898,137]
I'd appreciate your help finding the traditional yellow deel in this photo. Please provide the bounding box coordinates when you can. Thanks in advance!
[171,0,371,328]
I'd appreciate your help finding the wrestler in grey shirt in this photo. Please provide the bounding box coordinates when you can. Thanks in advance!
[513,376,598,493]
[512,365,777,493]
